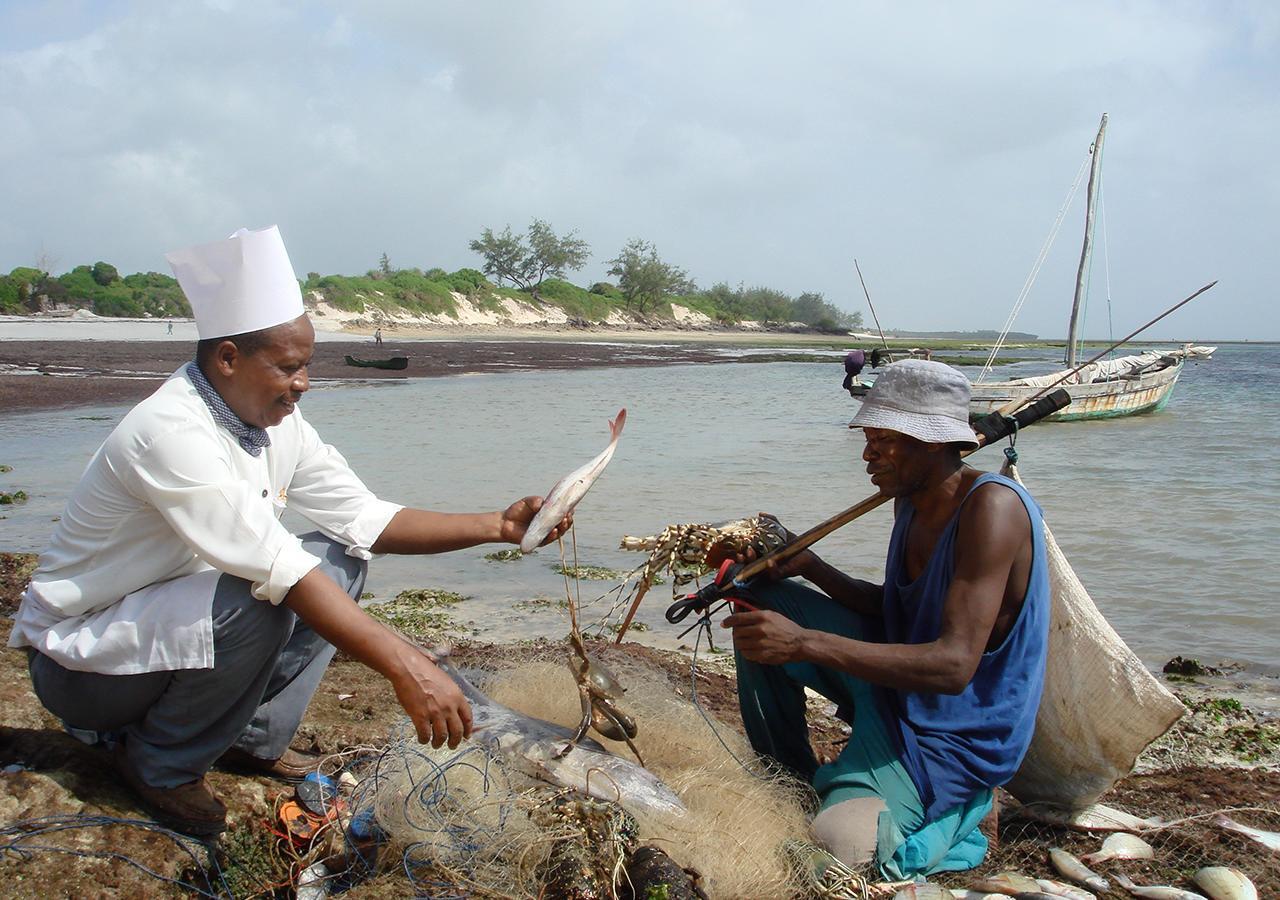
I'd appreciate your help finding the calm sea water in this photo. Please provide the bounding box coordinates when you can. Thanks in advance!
[2,343,1276,675]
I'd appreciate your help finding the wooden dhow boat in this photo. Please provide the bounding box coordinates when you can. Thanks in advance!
[853,114,1215,422]
[968,343,1214,420]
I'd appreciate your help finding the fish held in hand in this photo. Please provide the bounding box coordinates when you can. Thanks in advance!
[1081,831,1155,865]
[1213,813,1280,852]
[1112,873,1208,899]
[1192,866,1257,900]
[520,408,626,553]
[1048,848,1110,893]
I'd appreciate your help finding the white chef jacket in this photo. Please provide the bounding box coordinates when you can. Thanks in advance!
[8,366,403,675]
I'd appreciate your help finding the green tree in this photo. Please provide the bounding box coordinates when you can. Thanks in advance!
[606,239,691,314]
[525,219,589,289]
[469,220,590,291]
[469,226,528,287]
[379,252,392,277]
[91,261,120,286]
[792,291,863,331]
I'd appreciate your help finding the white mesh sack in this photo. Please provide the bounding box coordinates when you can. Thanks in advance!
[1003,461,1185,808]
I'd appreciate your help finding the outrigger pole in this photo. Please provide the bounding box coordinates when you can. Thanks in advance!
[734,280,1216,585]
[611,280,1217,642]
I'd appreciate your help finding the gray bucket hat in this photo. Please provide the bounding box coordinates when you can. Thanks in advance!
[850,359,978,448]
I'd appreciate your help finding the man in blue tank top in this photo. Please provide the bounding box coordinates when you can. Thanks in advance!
[725,359,1050,879]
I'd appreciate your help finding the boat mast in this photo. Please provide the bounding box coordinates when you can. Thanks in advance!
[1065,113,1107,368]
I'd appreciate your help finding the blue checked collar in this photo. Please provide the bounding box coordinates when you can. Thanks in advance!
[185,362,272,457]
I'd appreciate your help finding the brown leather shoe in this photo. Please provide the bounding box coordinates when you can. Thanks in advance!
[218,745,322,782]
[113,744,227,836]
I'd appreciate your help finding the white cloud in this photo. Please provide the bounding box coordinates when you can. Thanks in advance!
[0,0,1276,338]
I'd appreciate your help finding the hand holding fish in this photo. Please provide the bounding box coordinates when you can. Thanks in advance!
[723,608,810,665]
[518,408,626,553]
[500,495,573,549]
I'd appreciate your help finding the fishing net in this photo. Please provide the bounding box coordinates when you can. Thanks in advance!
[354,642,817,898]
[927,801,1280,896]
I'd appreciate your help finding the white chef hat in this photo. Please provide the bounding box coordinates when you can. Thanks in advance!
[165,225,305,340]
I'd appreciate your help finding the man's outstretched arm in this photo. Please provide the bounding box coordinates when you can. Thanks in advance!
[371,495,570,555]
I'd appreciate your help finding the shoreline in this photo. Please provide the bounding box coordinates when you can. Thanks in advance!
[0,337,801,413]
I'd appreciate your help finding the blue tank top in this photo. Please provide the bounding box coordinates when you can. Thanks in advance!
[881,472,1049,821]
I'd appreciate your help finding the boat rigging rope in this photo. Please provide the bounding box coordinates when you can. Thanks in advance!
[976,154,1090,383]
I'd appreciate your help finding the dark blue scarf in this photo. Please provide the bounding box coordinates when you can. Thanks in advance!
[185,362,271,457]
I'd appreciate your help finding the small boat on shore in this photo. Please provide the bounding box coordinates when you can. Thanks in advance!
[344,354,408,370]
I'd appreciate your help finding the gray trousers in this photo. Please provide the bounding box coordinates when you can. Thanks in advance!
[28,532,366,788]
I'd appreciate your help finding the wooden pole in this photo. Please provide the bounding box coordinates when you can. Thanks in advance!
[1065,114,1108,368]
[854,259,891,352]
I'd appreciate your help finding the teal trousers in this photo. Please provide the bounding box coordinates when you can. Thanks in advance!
[733,579,991,879]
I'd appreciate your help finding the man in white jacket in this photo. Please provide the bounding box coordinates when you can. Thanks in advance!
[9,226,569,836]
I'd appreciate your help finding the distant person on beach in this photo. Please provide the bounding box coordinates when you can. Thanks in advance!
[166,320,173,335]
[724,360,1049,879]
[9,225,572,837]
[374,327,383,346]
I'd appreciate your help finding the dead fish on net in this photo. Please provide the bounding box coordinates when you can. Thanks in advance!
[1013,802,1162,832]
[520,407,626,553]
[1080,832,1155,865]
[1035,878,1097,900]
[1212,813,1280,852]
[890,882,951,900]
[970,871,1043,895]
[434,655,687,819]
[1192,866,1257,900]
[1112,872,1208,899]
[1047,848,1110,893]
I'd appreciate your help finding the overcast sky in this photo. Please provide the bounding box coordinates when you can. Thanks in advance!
[1,1,1276,340]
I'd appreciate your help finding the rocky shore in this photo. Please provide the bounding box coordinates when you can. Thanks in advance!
[1,550,1277,897]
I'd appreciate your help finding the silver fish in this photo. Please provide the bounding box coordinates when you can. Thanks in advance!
[1112,873,1208,900]
[435,655,686,819]
[1016,802,1162,832]
[891,883,950,900]
[1048,848,1110,893]
[1036,878,1097,900]
[1081,832,1155,865]
[1192,866,1257,900]
[520,407,626,552]
[1213,813,1280,852]
[971,871,1042,895]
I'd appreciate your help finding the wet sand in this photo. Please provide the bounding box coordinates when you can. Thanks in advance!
[0,339,754,413]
